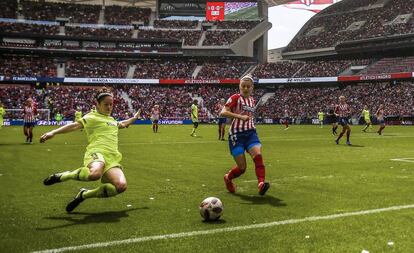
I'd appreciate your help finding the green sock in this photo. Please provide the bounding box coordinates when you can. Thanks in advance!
[59,167,90,182]
[83,183,118,199]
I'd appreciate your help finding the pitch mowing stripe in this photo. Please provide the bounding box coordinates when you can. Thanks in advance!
[31,204,414,253]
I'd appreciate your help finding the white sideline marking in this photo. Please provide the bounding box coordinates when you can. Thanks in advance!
[31,204,414,253]
[42,135,414,147]
[390,158,414,163]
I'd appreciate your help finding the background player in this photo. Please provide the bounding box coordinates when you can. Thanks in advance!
[283,107,289,130]
[318,110,325,128]
[216,98,227,140]
[41,90,141,212]
[151,104,161,133]
[361,105,372,132]
[54,112,63,125]
[0,102,5,129]
[376,104,386,135]
[335,96,352,145]
[326,104,338,135]
[23,98,37,144]
[190,99,199,137]
[221,75,270,196]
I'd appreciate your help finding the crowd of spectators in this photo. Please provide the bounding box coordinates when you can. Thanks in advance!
[154,20,198,29]
[0,57,56,78]
[104,5,151,25]
[0,22,59,36]
[365,56,414,74]
[253,61,305,78]
[0,0,17,19]
[126,85,195,120]
[134,60,197,79]
[65,26,133,39]
[137,29,201,46]
[212,20,260,30]
[65,59,129,78]
[197,61,255,79]
[21,1,100,24]
[203,30,246,46]
[286,0,414,52]
[256,82,414,119]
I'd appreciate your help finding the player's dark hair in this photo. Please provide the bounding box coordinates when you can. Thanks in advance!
[96,88,113,103]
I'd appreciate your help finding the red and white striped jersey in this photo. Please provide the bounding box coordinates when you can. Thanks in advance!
[151,108,160,120]
[23,105,37,123]
[225,93,256,135]
[335,103,350,117]
[215,103,225,116]
[376,108,384,120]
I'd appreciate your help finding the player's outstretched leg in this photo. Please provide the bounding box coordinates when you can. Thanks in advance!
[66,188,88,213]
[43,167,92,185]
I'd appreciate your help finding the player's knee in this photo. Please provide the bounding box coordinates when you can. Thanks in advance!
[88,171,102,181]
[115,181,127,193]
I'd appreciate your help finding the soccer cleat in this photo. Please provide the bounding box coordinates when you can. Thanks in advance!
[258,182,270,196]
[335,139,339,145]
[66,188,87,213]
[224,174,236,193]
[43,173,63,185]
[346,141,351,145]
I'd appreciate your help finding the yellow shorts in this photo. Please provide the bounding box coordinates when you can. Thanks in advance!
[83,151,123,174]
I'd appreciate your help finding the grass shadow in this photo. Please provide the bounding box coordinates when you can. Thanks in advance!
[202,219,227,224]
[36,207,149,231]
[232,193,286,207]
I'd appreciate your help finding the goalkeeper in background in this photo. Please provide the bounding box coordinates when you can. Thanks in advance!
[190,99,199,137]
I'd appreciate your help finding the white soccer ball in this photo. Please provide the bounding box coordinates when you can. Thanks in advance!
[199,197,223,221]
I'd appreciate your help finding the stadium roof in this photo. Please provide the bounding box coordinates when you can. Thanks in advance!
[43,0,292,8]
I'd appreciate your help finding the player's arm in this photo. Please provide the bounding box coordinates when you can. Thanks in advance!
[118,110,141,129]
[40,121,83,143]
[220,106,249,121]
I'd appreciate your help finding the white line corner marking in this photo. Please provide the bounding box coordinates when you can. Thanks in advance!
[31,204,414,253]
[390,158,414,163]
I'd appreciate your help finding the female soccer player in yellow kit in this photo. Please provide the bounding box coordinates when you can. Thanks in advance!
[41,90,140,212]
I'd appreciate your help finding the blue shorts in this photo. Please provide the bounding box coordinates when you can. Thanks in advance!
[24,122,36,127]
[338,117,349,126]
[218,117,227,125]
[229,129,261,157]
[378,119,385,125]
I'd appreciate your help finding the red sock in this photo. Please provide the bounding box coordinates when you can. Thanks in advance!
[155,124,158,132]
[227,166,243,180]
[253,154,265,183]
[221,128,225,139]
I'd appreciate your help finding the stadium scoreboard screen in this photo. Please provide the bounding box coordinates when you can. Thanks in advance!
[206,0,258,21]
[158,0,258,20]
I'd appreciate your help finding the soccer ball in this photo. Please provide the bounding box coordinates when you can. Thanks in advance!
[199,197,223,221]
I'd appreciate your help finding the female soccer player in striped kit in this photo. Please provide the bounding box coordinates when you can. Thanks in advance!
[221,75,270,195]
[41,89,141,212]
[335,95,352,145]
[23,98,37,144]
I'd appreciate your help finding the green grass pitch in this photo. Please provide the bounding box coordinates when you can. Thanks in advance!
[225,7,259,20]
[1,124,414,252]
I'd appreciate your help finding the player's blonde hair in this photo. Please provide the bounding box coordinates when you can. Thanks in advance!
[240,74,254,84]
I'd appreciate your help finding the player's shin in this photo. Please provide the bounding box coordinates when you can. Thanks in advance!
[83,183,118,199]
[60,167,91,181]
[253,154,265,183]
